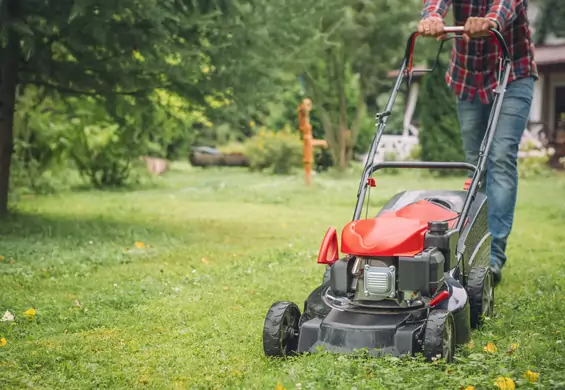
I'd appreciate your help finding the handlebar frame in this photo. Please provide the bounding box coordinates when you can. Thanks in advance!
[404,26,511,74]
[352,26,513,231]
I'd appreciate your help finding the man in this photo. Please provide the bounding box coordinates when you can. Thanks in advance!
[418,0,537,285]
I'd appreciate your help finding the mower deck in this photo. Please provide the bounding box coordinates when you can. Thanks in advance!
[294,273,470,358]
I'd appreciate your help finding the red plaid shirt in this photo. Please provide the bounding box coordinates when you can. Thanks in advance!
[421,0,538,104]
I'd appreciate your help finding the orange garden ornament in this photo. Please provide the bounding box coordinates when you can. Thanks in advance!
[297,98,327,185]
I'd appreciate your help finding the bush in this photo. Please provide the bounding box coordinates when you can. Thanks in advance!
[244,126,303,174]
[383,151,401,175]
[11,88,71,194]
[406,144,421,161]
[518,141,554,179]
[418,59,465,176]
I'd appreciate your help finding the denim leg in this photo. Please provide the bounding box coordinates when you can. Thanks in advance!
[457,95,490,179]
[485,76,534,269]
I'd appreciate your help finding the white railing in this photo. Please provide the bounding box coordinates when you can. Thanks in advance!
[362,123,549,164]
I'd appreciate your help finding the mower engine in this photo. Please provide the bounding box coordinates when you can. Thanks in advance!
[347,248,446,306]
[352,257,397,301]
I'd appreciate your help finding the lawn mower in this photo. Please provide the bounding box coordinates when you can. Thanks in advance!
[262,26,512,362]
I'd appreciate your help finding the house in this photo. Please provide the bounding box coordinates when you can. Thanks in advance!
[382,0,565,162]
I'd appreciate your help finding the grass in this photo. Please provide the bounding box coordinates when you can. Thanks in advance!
[1,164,565,389]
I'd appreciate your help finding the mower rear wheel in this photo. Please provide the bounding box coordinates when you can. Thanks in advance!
[423,310,456,363]
[263,301,301,357]
[467,266,494,329]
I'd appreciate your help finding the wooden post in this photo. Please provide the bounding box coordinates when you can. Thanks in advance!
[297,98,327,185]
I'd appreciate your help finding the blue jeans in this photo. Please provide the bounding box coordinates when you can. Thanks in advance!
[457,76,535,270]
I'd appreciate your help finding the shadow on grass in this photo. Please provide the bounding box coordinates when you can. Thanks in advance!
[0,211,167,241]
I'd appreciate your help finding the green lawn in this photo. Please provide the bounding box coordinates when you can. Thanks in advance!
[1,164,565,389]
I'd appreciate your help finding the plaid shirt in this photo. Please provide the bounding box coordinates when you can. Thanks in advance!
[421,0,538,104]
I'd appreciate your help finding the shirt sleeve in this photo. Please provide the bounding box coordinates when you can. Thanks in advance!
[486,0,517,31]
[421,0,451,20]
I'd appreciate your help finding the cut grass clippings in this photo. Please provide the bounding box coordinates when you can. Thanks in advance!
[1,165,565,389]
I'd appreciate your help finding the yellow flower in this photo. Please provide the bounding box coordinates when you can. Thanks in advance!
[135,241,145,249]
[0,255,4,261]
[23,308,36,317]
[507,343,518,355]
[0,338,6,347]
[494,377,515,390]
[275,384,285,390]
[250,121,256,127]
[484,342,498,353]
[463,386,475,390]
[524,370,540,383]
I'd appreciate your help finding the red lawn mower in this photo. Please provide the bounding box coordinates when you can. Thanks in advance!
[262,27,512,362]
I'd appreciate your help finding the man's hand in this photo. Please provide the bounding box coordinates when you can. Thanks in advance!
[463,17,498,42]
[418,17,447,40]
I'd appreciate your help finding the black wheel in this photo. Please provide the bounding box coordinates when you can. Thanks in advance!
[467,266,494,329]
[423,310,456,363]
[263,301,301,357]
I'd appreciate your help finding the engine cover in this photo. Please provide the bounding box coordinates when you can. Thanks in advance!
[363,264,396,299]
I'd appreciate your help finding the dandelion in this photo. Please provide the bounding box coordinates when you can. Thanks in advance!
[494,377,515,390]
[0,255,4,261]
[0,338,6,347]
[524,370,540,383]
[484,341,497,353]
[275,383,286,390]
[23,308,36,317]
[135,241,145,249]
[463,386,475,390]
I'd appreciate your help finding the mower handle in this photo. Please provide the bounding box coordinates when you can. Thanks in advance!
[405,26,511,73]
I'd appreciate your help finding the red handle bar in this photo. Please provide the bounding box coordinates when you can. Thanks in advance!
[406,26,510,73]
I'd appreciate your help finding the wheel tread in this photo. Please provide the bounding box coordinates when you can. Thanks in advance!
[263,301,300,357]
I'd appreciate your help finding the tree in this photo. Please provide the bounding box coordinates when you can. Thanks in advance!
[301,0,422,170]
[534,0,565,44]
[418,58,464,175]
[0,0,330,215]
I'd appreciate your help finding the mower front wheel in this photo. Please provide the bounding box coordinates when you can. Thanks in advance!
[423,310,456,363]
[263,301,301,357]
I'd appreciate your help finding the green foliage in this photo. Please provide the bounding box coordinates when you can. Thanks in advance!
[244,126,303,174]
[1,0,343,213]
[145,90,216,160]
[406,143,421,161]
[300,0,423,169]
[418,59,464,176]
[518,142,554,179]
[383,151,401,175]
[534,0,565,44]
[11,87,70,193]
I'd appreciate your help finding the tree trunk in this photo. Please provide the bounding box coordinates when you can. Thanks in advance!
[0,24,20,217]
[346,86,367,162]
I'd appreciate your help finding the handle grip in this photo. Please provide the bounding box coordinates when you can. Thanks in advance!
[405,26,511,73]
[442,26,465,33]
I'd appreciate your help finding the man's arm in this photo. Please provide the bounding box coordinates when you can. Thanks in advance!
[421,0,451,20]
[486,0,517,31]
